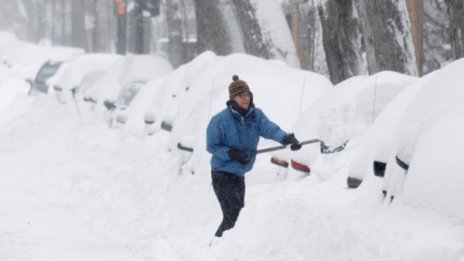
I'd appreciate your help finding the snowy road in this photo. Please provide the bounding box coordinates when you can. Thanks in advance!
[0,97,137,260]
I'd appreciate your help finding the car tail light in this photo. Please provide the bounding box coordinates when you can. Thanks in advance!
[270,156,288,168]
[373,161,386,177]
[290,159,310,173]
[347,177,362,188]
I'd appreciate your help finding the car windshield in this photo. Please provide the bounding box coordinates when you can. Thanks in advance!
[116,81,145,107]
[36,63,62,83]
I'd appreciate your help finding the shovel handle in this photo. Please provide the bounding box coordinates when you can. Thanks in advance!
[256,139,320,154]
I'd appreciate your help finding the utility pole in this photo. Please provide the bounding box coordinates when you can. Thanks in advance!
[134,0,145,54]
[114,0,127,55]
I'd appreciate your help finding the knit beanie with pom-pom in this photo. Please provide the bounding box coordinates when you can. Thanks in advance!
[228,75,250,99]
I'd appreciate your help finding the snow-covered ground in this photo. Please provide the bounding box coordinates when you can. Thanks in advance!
[1,41,464,260]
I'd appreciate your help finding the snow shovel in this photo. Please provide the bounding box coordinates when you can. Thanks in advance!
[176,139,321,154]
[256,139,321,154]
[177,139,348,155]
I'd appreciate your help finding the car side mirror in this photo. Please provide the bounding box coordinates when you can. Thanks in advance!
[144,110,156,125]
[83,96,97,104]
[71,85,79,94]
[103,99,116,110]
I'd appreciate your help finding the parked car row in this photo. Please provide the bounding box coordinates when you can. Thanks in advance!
[14,39,464,221]
[21,45,464,215]
[25,51,174,129]
[40,50,334,177]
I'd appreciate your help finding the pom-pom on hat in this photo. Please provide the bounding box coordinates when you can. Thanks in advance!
[228,75,251,99]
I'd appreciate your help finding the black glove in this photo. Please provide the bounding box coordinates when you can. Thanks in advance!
[282,133,302,151]
[228,148,254,165]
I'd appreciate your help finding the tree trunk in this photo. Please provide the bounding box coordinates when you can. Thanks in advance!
[355,0,417,75]
[319,0,362,84]
[195,0,232,55]
[296,1,328,75]
[166,0,185,68]
[423,0,451,73]
[290,4,304,67]
[133,0,145,54]
[406,0,424,75]
[445,0,464,59]
[302,4,318,71]
[230,0,273,59]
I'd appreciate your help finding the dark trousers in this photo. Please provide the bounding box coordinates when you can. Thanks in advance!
[211,171,245,237]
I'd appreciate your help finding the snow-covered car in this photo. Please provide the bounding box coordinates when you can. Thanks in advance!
[103,79,147,127]
[50,53,122,103]
[346,74,433,189]
[79,70,105,103]
[278,71,417,180]
[96,51,213,136]
[82,54,173,110]
[20,45,84,93]
[117,51,218,137]
[378,58,464,214]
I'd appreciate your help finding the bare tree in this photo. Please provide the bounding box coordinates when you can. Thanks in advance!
[355,0,417,75]
[318,0,363,84]
[195,0,232,55]
[423,0,451,73]
[300,3,319,71]
[406,0,424,75]
[230,0,273,59]
[290,1,328,75]
[445,0,464,59]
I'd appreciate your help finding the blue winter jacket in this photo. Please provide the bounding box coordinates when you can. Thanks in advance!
[207,101,287,177]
